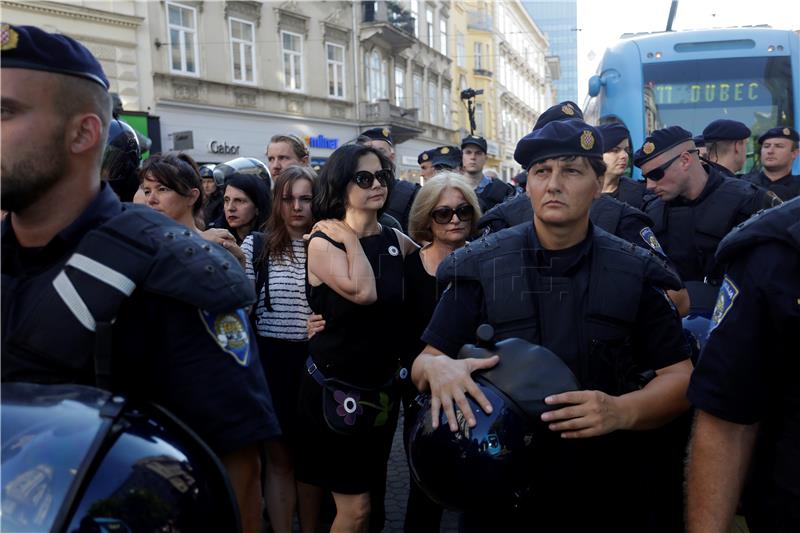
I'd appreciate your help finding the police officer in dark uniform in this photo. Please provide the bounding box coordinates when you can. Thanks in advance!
[477,105,669,265]
[200,164,225,226]
[461,134,515,212]
[701,119,751,177]
[0,25,278,533]
[418,148,436,179]
[743,126,800,200]
[686,197,800,532]
[597,122,650,209]
[427,144,463,173]
[411,118,692,532]
[637,126,780,312]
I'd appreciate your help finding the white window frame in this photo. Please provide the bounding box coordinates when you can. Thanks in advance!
[441,85,450,127]
[475,102,484,134]
[456,32,465,67]
[326,42,346,99]
[229,17,256,85]
[411,0,420,38]
[394,66,405,107]
[166,1,200,76]
[413,73,423,111]
[367,50,386,102]
[281,30,304,92]
[474,42,482,70]
[426,8,434,48]
[428,80,438,124]
[439,17,448,55]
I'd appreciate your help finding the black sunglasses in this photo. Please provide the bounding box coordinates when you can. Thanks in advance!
[643,149,699,181]
[431,204,475,224]
[353,169,392,189]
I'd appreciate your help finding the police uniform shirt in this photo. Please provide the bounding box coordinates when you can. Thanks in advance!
[744,170,800,200]
[644,165,775,282]
[421,223,688,377]
[1,184,280,456]
[687,237,800,528]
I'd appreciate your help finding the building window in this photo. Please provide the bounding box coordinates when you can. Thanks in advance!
[411,0,419,38]
[413,73,423,111]
[281,30,303,91]
[326,42,345,99]
[394,67,405,107]
[426,8,434,48]
[456,32,465,67]
[439,17,448,55]
[428,80,437,124]
[475,102,484,134]
[367,50,388,102]
[229,17,255,84]
[166,2,199,75]
[441,86,450,127]
[474,42,482,70]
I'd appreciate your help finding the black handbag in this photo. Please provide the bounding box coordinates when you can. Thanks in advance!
[306,356,401,436]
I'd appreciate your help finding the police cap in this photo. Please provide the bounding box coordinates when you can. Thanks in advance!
[532,100,584,131]
[429,145,463,169]
[360,127,393,146]
[633,126,693,168]
[702,119,751,141]
[692,134,705,148]
[0,23,109,89]
[758,126,799,144]
[418,148,437,165]
[514,119,603,170]
[597,123,630,152]
[461,135,488,152]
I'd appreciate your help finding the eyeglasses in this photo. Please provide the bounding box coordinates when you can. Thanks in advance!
[643,149,699,181]
[431,204,475,224]
[353,169,392,189]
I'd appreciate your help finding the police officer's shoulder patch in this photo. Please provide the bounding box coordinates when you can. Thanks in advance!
[639,226,665,255]
[709,275,739,332]
[200,308,251,366]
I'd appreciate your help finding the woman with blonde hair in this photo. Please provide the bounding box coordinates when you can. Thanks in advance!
[402,172,481,531]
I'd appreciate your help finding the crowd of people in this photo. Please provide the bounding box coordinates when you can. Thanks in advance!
[2,23,799,533]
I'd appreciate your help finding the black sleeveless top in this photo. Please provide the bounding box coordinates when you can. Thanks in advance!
[307,225,403,387]
[401,248,446,366]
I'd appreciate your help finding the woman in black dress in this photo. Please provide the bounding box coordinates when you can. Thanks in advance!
[402,172,481,532]
[296,144,416,532]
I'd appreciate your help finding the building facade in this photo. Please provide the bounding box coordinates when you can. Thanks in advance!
[0,0,155,143]
[523,0,578,103]
[146,0,363,165]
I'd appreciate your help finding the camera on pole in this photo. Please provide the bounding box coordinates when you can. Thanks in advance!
[460,87,484,136]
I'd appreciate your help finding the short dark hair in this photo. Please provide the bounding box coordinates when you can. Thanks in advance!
[139,152,205,216]
[313,143,394,220]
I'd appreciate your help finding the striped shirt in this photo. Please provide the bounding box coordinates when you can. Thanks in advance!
[242,235,311,341]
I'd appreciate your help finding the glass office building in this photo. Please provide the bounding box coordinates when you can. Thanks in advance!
[523,0,578,102]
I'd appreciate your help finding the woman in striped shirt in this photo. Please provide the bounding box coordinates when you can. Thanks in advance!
[241,165,318,533]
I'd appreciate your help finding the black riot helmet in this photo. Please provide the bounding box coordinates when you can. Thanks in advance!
[213,157,272,189]
[408,332,580,510]
[1,383,240,532]
[199,163,221,186]
[102,119,141,202]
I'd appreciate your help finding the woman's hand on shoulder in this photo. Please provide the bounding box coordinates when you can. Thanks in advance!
[305,219,357,247]
[200,228,246,268]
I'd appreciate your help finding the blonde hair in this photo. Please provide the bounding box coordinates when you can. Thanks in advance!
[408,172,482,244]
